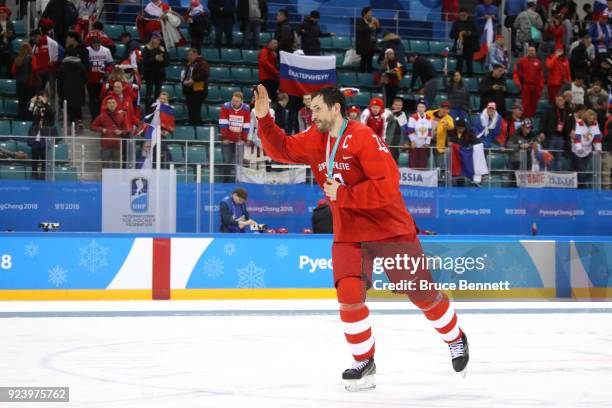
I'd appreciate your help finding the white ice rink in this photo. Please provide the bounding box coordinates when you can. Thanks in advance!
[1,300,612,408]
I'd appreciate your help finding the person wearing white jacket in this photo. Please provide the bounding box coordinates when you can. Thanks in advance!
[572,109,602,187]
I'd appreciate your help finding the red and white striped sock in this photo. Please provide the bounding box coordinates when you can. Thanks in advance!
[340,305,375,360]
[416,293,462,343]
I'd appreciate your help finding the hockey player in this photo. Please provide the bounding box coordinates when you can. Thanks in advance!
[254,85,469,391]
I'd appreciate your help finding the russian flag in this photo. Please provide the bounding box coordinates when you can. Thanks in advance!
[136,102,174,169]
[474,18,493,61]
[594,0,607,20]
[451,143,489,183]
[279,51,336,97]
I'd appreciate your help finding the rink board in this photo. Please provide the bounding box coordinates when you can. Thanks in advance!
[0,234,610,300]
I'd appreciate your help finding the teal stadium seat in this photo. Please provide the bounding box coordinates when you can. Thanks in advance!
[105,24,124,40]
[0,121,10,138]
[221,48,242,64]
[259,32,271,43]
[0,79,16,96]
[208,105,222,123]
[356,72,376,89]
[177,47,190,61]
[125,25,139,39]
[203,48,221,64]
[12,38,25,53]
[12,20,25,37]
[233,31,244,44]
[0,165,25,180]
[167,144,185,163]
[429,41,451,54]
[16,142,31,157]
[0,141,17,152]
[54,143,69,162]
[333,37,352,50]
[465,77,479,93]
[175,166,196,182]
[209,66,232,83]
[338,71,356,87]
[488,153,509,170]
[206,86,222,103]
[410,40,429,53]
[506,79,520,95]
[114,44,126,60]
[180,27,191,42]
[173,104,189,122]
[11,121,31,136]
[401,39,410,51]
[196,125,218,141]
[231,68,253,84]
[172,125,196,141]
[242,49,259,65]
[398,153,409,167]
[54,166,77,181]
[161,84,176,100]
[3,99,18,118]
[429,58,444,72]
[219,86,242,102]
[320,37,333,50]
[186,146,207,165]
[165,65,183,83]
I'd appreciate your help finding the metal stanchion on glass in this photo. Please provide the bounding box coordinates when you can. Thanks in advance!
[592,151,602,191]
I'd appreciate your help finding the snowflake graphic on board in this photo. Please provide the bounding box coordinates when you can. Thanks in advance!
[24,241,39,258]
[503,263,527,287]
[203,257,224,280]
[224,243,236,256]
[48,265,68,287]
[79,240,108,274]
[236,262,266,288]
[275,244,288,258]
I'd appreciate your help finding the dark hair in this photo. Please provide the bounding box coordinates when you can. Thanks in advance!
[311,86,347,117]
[310,10,320,19]
[93,21,104,30]
[392,97,404,104]
[36,90,48,98]
[583,4,592,11]
[277,8,288,18]
[407,51,418,59]
[120,31,132,39]
[188,47,200,55]
[66,31,79,41]
[30,29,41,37]
[458,8,468,13]
[233,188,248,200]
[361,7,371,17]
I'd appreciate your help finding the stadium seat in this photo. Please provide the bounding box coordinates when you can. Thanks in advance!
[465,77,479,93]
[165,65,183,82]
[3,99,18,118]
[161,84,176,100]
[401,39,410,51]
[242,49,259,65]
[0,165,25,180]
[125,25,139,39]
[172,125,196,141]
[233,31,244,44]
[488,175,505,188]
[488,152,509,170]
[231,68,253,84]
[531,117,541,131]
[105,24,124,40]
[0,120,10,138]
[203,48,221,63]
[471,95,480,110]
[0,141,17,152]
[334,53,346,68]
[54,143,69,162]
[176,47,190,61]
[447,58,457,72]
[206,86,222,103]
[353,92,372,107]
[338,71,356,87]
[114,44,126,60]
[186,145,207,165]
[506,79,520,95]
[167,144,185,163]
[0,79,16,96]
[54,166,77,181]
[209,66,232,83]
[333,37,352,50]
[473,62,486,74]
[214,146,223,163]
[536,99,548,114]
[219,86,241,102]
[173,104,189,122]
[320,37,333,50]
[11,121,31,137]
[221,48,242,64]
[259,32,271,43]
[398,153,409,167]
[196,125,218,141]
[356,72,376,89]
[410,40,429,53]
[207,105,222,123]
[12,38,25,53]
[16,142,31,157]
[505,98,517,111]
[429,41,451,55]
[179,27,191,42]
[175,166,196,183]
[429,58,444,72]
[12,20,25,37]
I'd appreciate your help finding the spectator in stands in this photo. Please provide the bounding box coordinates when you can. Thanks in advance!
[274,9,295,54]
[12,43,37,121]
[507,118,537,170]
[385,97,408,163]
[407,52,440,109]
[450,8,478,77]
[513,46,544,118]
[487,34,508,71]
[428,101,454,169]
[142,33,168,111]
[405,99,432,169]
[31,27,60,88]
[540,93,574,170]
[298,10,334,56]
[84,21,116,55]
[505,102,523,145]
[573,109,602,186]
[448,118,477,147]
[57,48,87,129]
[238,0,267,50]
[589,11,611,57]
[377,48,402,108]
[41,0,70,46]
[561,76,586,105]
[360,97,389,138]
[119,32,142,66]
[504,0,526,56]
[208,0,235,49]
[444,70,470,122]
[220,188,258,233]
[185,0,211,51]
[219,91,250,180]
[479,63,507,118]
[474,0,499,33]
[91,96,130,168]
[65,32,89,68]
[347,105,361,121]
[570,34,594,81]
[27,91,57,179]
[311,198,332,233]
[378,32,406,67]
[86,37,113,119]
[546,14,565,50]
[546,46,572,103]
[272,92,290,133]
[591,54,612,89]
[298,93,313,131]
[139,0,171,43]
[182,48,209,126]
[587,80,608,113]
[514,0,543,52]
[474,102,502,148]
[258,38,279,102]
[107,80,138,131]
[0,6,14,77]
[355,7,380,73]
[75,0,102,39]
[603,117,612,189]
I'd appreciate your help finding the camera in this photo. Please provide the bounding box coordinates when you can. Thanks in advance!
[30,96,47,117]
[250,223,268,233]
[39,222,60,232]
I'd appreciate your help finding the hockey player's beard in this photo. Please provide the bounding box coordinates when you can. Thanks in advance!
[314,118,333,133]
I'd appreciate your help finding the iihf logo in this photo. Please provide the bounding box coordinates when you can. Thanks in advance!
[130,177,148,213]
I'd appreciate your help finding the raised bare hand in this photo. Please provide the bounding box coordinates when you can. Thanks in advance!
[254,84,270,119]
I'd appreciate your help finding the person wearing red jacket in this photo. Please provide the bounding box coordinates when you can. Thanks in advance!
[254,84,469,390]
[83,22,116,55]
[105,80,139,132]
[513,46,544,118]
[219,91,251,181]
[545,46,572,103]
[91,96,130,168]
[545,15,565,50]
[31,28,60,87]
[258,39,279,101]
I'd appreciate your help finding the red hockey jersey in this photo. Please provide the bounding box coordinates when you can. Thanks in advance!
[219,102,251,142]
[258,114,417,243]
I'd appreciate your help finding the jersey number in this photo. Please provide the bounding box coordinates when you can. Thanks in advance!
[372,135,390,153]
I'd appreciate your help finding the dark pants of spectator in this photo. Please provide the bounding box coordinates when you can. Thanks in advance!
[31,145,45,179]
[67,106,82,125]
[409,147,429,169]
[243,19,261,49]
[572,154,592,188]
[185,89,206,126]
[288,95,302,134]
[145,78,163,112]
[359,51,373,73]
[101,146,121,168]
[87,83,103,120]
[383,84,398,108]
[261,79,278,102]
[17,82,35,121]
[547,136,566,172]
[456,50,474,76]
[191,35,205,52]
[0,52,13,77]
[214,19,233,48]
[423,78,441,109]
[221,141,245,182]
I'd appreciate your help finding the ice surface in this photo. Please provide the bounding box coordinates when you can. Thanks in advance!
[1,301,611,408]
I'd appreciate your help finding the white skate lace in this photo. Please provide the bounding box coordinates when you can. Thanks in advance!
[449,339,465,359]
[350,360,370,371]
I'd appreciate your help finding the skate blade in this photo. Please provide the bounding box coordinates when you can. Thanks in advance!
[344,375,376,392]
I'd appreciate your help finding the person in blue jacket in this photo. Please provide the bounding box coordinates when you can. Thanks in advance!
[220,187,258,232]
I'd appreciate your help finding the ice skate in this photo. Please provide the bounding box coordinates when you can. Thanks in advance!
[342,358,376,392]
[449,332,469,378]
